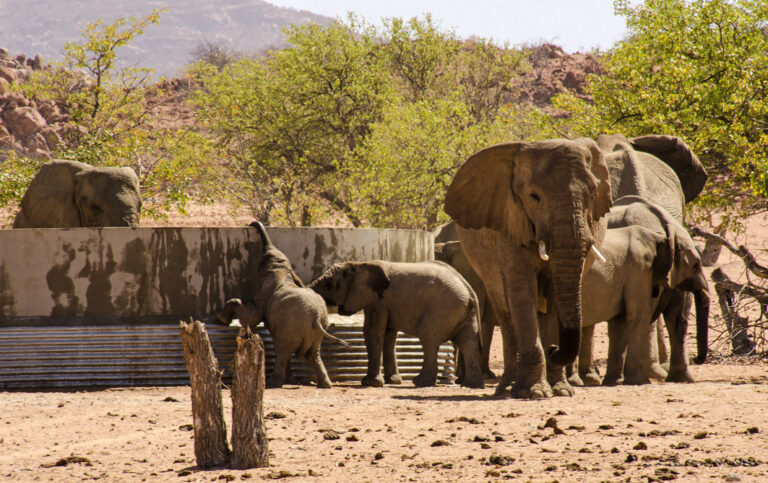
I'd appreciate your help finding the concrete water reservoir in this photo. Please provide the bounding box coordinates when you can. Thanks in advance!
[0,226,450,389]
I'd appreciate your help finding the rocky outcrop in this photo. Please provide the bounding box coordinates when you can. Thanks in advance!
[0,48,70,160]
[512,43,603,113]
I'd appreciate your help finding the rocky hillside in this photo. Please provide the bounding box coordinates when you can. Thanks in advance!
[0,48,71,160]
[0,0,332,77]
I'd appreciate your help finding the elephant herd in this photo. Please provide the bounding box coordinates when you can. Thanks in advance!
[439,134,709,398]
[216,133,709,398]
[14,133,710,400]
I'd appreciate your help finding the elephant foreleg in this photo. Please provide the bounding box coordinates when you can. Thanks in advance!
[540,308,574,397]
[383,327,402,384]
[663,290,695,383]
[624,308,655,386]
[494,315,517,396]
[646,318,669,381]
[603,317,627,386]
[575,324,601,386]
[362,308,386,387]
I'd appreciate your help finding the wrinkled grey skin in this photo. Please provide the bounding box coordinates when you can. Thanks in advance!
[309,260,484,389]
[542,223,689,389]
[13,159,141,228]
[444,139,613,399]
[594,196,709,384]
[599,134,709,378]
[216,222,346,389]
[433,235,498,379]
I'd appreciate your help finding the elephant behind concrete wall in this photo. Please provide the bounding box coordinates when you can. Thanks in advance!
[13,159,141,228]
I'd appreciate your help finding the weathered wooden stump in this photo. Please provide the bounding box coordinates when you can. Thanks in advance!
[179,319,231,468]
[231,327,269,468]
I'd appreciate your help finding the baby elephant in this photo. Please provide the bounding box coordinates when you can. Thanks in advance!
[217,222,346,389]
[309,260,484,388]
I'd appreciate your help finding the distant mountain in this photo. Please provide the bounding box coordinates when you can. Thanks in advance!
[0,0,332,77]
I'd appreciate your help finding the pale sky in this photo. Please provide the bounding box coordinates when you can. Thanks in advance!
[267,0,630,53]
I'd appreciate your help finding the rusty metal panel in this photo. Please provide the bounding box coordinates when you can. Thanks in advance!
[0,321,455,389]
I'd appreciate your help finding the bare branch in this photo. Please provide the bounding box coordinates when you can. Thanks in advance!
[691,227,768,279]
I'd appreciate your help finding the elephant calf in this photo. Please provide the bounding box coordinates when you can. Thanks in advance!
[216,222,346,389]
[309,260,484,388]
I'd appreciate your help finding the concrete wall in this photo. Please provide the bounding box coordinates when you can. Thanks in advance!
[0,227,433,321]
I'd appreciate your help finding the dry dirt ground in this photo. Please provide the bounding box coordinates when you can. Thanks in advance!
[1,329,767,483]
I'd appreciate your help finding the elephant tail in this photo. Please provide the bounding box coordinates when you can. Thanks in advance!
[250,221,273,253]
[315,318,350,347]
[692,289,709,364]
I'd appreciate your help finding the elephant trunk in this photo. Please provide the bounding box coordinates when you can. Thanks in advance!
[251,221,273,253]
[548,249,585,366]
[692,289,710,364]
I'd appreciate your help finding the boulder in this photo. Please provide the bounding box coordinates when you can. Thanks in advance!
[39,125,62,150]
[3,106,46,138]
[0,77,9,94]
[0,66,16,83]
[0,47,9,59]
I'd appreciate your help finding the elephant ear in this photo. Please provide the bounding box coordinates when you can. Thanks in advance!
[359,262,390,299]
[445,142,533,245]
[629,135,707,203]
[577,138,612,222]
[434,241,462,263]
[652,228,674,289]
[13,159,90,228]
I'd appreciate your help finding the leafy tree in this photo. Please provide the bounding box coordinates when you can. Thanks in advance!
[190,40,244,71]
[552,0,768,226]
[348,100,544,229]
[192,14,536,227]
[193,15,396,226]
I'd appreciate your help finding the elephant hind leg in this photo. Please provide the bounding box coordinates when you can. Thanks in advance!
[383,327,402,385]
[413,341,439,387]
[452,327,484,389]
[307,339,332,389]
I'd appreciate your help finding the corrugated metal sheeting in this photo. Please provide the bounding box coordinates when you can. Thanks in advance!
[0,322,456,389]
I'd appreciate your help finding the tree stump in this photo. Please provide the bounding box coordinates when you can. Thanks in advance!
[179,320,231,468]
[230,327,270,468]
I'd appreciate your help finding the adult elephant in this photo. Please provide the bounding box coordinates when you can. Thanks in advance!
[13,159,141,228]
[597,134,708,376]
[444,138,612,398]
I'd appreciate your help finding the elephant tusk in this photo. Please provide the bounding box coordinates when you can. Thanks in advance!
[538,240,550,261]
[591,245,607,263]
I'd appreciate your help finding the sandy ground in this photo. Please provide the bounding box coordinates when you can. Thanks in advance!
[1,327,767,482]
[1,211,767,482]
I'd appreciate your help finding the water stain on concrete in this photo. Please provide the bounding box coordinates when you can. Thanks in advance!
[198,228,226,312]
[148,229,197,315]
[0,262,17,317]
[46,243,82,317]
[78,233,117,316]
[114,237,149,314]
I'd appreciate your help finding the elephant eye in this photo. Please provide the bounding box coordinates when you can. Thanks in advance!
[529,193,541,203]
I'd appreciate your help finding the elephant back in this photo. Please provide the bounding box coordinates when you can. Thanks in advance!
[13,159,91,228]
[603,143,685,223]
